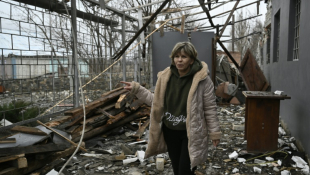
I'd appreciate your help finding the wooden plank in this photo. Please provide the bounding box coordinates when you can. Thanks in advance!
[131,119,150,139]
[0,143,68,157]
[65,114,85,129]
[0,138,16,144]
[115,94,127,109]
[101,87,124,97]
[80,114,106,125]
[166,25,181,32]
[45,115,73,127]
[180,15,185,33]
[129,99,144,111]
[10,157,27,169]
[88,115,110,127]
[64,89,127,117]
[106,112,128,125]
[35,153,53,160]
[115,92,135,109]
[0,167,17,175]
[73,106,151,142]
[72,114,112,140]
[66,125,80,134]
[0,154,24,164]
[4,146,76,175]
[95,103,115,114]
[242,91,291,100]
[72,124,93,135]
[108,106,126,116]
[100,110,114,119]
[71,125,94,140]
[115,93,135,109]
[10,126,47,136]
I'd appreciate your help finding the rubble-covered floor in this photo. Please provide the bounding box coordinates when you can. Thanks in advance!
[48,105,309,175]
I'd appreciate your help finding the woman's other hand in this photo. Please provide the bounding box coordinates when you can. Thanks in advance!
[120,81,132,91]
[212,139,220,147]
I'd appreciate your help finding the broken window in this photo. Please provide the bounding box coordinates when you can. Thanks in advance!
[293,0,301,61]
[273,10,280,62]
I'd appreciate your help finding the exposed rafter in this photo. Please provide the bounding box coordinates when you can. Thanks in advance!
[83,0,138,21]
[11,0,118,26]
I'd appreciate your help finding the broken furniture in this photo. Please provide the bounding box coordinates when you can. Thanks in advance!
[242,91,291,153]
[240,49,269,91]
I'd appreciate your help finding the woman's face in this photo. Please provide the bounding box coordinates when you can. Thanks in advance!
[173,50,194,76]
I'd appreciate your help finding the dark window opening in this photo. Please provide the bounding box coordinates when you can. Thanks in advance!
[273,10,280,62]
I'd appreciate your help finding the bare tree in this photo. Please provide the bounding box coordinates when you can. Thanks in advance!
[228,11,263,59]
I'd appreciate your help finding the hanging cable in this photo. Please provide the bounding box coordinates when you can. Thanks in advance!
[33,2,174,174]
[57,1,87,174]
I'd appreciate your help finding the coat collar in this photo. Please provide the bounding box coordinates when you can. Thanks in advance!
[158,61,209,81]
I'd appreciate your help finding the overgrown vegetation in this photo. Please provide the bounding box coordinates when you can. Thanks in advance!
[0,101,46,123]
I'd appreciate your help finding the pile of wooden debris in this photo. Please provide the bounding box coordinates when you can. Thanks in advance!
[0,87,151,175]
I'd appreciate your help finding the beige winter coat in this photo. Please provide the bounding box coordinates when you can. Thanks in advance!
[131,61,221,169]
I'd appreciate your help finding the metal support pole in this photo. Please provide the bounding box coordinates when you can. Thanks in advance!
[138,39,142,83]
[122,14,126,81]
[71,0,80,107]
[112,0,170,61]
[109,73,112,91]
[232,15,235,52]
[1,49,4,96]
[51,14,55,113]
[198,0,215,27]
[149,30,153,87]
[134,52,137,82]
[109,32,113,88]
[217,40,240,69]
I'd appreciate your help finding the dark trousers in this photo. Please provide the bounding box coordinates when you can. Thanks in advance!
[162,124,197,175]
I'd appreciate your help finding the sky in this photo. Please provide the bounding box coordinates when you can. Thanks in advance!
[183,0,268,49]
[185,0,267,37]
[0,0,268,56]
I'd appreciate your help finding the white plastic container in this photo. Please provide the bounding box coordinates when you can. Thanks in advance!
[156,157,164,171]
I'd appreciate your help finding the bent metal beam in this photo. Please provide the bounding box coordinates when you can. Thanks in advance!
[11,0,118,26]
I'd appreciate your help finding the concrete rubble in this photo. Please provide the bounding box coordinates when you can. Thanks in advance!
[41,104,309,175]
[0,89,107,114]
[0,87,308,174]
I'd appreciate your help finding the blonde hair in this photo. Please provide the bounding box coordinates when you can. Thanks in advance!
[169,42,198,64]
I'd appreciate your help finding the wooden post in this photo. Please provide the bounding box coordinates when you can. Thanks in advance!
[131,119,150,139]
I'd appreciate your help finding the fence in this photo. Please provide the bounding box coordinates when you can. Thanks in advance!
[0,0,151,126]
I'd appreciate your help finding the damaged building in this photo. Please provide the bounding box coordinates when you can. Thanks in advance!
[0,0,309,174]
[260,0,310,168]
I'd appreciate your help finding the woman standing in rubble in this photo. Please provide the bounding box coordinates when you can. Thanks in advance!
[121,42,221,175]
